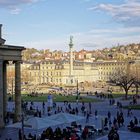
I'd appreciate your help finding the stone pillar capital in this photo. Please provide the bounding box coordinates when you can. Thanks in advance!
[8,61,14,65]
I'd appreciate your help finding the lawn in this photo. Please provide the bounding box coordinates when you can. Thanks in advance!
[112,93,125,98]
[123,104,140,110]
[111,92,136,98]
[21,94,101,103]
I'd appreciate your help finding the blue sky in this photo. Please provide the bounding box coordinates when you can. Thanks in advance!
[0,0,140,51]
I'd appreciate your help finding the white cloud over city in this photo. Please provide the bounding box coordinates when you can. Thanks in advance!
[0,0,41,14]
[89,0,140,26]
[0,0,39,6]
[24,26,140,51]
[1,0,140,50]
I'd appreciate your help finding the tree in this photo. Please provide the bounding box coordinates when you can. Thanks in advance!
[109,70,135,99]
[131,62,140,95]
[21,70,30,85]
[133,80,140,95]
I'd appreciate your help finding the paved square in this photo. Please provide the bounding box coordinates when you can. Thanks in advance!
[97,131,140,140]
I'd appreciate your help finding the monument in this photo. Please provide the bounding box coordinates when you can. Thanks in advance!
[0,24,25,128]
[69,36,73,77]
[67,36,76,86]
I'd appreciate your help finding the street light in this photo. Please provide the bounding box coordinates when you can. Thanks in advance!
[11,78,14,101]
[76,79,79,103]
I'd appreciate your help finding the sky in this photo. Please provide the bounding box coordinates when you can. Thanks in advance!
[0,0,140,51]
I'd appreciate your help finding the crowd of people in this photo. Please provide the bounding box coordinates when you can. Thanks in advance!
[108,127,119,140]
[127,116,139,132]
[21,124,96,140]
[4,91,140,140]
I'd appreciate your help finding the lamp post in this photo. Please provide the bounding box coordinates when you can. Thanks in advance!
[76,79,79,103]
[11,78,14,101]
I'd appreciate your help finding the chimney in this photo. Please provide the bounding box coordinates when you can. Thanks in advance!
[0,24,6,45]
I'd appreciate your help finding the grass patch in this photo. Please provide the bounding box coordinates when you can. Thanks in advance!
[21,94,101,103]
[111,92,135,98]
[112,93,125,98]
[123,105,140,110]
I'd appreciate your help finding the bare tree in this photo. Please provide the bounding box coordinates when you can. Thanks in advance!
[133,80,140,95]
[21,70,30,85]
[128,60,140,95]
[109,70,135,99]
[132,66,140,95]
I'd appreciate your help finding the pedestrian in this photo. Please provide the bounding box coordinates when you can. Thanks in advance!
[109,120,112,128]
[39,111,42,118]
[42,102,45,115]
[108,127,120,140]
[86,112,90,123]
[18,129,22,140]
[104,117,108,126]
[75,107,78,115]
[84,108,87,116]
[108,111,111,120]
[134,116,138,125]
[42,102,45,109]
[95,110,98,119]
[89,102,92,114]
[109,99,111,105]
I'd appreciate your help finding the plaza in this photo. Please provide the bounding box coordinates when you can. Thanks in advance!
[0,24,140,140]
[0,94,139,140]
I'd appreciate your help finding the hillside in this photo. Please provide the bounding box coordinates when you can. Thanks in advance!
[22,43,140,62]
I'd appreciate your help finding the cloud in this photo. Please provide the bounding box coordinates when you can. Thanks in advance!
[89,0,140,26]
[0,0,41,14]
[72,27,140,49]
[10,7,21,14]
[88,27,140,35]
[23,26,140,51]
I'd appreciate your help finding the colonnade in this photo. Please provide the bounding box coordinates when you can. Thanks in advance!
[0,60,21,127]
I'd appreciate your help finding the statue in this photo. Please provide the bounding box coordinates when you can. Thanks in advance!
[70,36,73,45]
[0,24,6,45]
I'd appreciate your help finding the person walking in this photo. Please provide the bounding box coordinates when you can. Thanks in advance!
[89,102,92,114]
[108,111,111,121]
[86,112,90,123]
[95,110,98,119]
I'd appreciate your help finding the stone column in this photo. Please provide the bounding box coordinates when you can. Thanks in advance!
[69,36,73,77]
[0,60,4,127]
[3,61,7,118]
[14,61,21,122]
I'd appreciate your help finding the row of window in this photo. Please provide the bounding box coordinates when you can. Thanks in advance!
[99,71,116,75]
[40,78,62,83]
[30,72,61,76]
[98,66,125,70]
[97,63,125,66]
